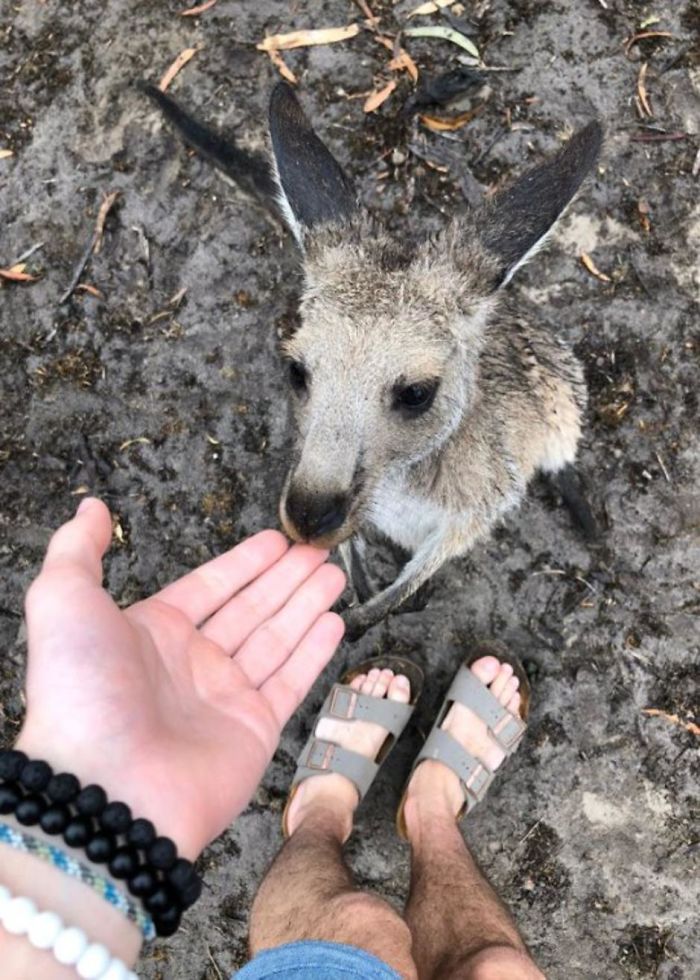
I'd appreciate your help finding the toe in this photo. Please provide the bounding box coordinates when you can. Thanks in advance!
[501,675,519,706]
[372,668,393,699]
[506,691,521,717]
[361,668,380,695]
[350,674,366,692]
[388,673,411,704]
[470,656,501,686]
[490,663,514,701]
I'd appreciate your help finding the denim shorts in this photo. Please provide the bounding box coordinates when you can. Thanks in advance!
[235,940,402,979]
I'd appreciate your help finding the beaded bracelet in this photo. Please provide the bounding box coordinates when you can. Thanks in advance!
[0,883,137,979]
[0,750,203,938]
[0,821,155,941]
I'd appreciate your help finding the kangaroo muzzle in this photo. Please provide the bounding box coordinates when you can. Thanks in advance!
[281,485,353,547]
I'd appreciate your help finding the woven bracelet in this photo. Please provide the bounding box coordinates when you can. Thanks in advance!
[0,821,155,941]
[0,749,203,938]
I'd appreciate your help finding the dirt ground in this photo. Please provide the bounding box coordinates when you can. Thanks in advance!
[1,1,698,977]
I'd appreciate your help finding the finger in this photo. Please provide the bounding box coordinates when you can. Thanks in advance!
[39,497,112,586]
[233,563,346,685]
[200,543,331,651]
[150,529,289,625]
[260,612,346,728]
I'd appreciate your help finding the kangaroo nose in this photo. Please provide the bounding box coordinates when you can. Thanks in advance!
[285,489,350,541]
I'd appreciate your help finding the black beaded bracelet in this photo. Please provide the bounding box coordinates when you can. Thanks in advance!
[0,749,202,937]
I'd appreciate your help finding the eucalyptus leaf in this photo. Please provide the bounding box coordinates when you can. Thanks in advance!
[403,25,480,60]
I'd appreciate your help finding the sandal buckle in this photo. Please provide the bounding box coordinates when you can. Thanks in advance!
[328,687,358,720]
[305,739,335,771]
[491,715,525,752]
[465,763,493,800]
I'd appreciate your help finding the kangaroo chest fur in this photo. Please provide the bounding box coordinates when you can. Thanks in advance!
[368,476,452,552]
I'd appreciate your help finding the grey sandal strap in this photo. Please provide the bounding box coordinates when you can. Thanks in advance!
[290,681,416,803]
[324,683,413,737]
[448,667,526,753]
[292,736,379,800]
[414,728,494,810]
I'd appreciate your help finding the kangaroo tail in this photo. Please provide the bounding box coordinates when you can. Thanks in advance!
[141,83,280,214]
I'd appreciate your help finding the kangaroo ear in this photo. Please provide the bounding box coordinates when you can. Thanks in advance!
[479,121,603,289]
[268,83,358,246]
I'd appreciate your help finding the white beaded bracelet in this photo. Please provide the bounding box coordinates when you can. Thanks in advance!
[0,884,138,979]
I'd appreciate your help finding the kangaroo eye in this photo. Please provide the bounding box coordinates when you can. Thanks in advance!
[288,360,308,394]
[393,379,439,415]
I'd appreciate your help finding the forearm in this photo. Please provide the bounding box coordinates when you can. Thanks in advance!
[0,845,142,977]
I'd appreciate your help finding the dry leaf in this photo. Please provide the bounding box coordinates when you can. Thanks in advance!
[364,79,397,113]
[353,0,379,29]
[624,30,673,56]
[388,49,419,82]
[403,25,480,60]
[0,263,38,282]
[76,283,105,299]
[159,46,201,92]
[179,0,217,15]
[407,0,453,17]
[642,709,700,738]
[0,149,13,160]
[93,191,121,254]
[112,517,126,545]
[119,437,152,451]
[637,62,652,117]
[580,252,611,283]
[257,25,359,52]
[267,48,297,84]
[419,106,482,132]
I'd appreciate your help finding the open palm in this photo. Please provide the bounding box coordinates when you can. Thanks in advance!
[16,498,345,858]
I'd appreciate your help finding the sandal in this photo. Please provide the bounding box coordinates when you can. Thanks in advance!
[282,656,424,838]
[396,642,530,838]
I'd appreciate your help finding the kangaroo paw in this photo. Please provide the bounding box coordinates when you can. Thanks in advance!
[550,464,599,542]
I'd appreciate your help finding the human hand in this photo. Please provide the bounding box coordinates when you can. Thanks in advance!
[15,498,346,857]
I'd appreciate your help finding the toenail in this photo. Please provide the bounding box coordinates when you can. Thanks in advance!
[396,675,409,685]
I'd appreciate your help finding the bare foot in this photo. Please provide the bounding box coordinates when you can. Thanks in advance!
[286,668,411,840]
[402,656,521,835]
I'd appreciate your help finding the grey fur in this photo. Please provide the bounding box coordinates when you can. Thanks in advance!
[146,82,602,639]
[270,87,602,638]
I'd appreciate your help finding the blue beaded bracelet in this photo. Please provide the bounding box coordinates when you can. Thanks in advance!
[0,821,156,941]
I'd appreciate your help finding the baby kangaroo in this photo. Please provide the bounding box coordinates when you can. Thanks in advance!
[146,83,602,639]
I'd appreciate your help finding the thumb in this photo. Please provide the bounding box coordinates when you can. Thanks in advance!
[39,497,113,585]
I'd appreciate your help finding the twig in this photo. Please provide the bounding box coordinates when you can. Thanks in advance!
[206,947,224,980]
[179,0,218,15]
[59,191,120,304]
[623,31,673,58]
[93,191,121,254]
[470,128,507,167]
[654,451,671,483]
[14,241,45,264]
[630,130,687,143]
[519,819,542,845]
[159,46,201,92]
[692,148,700,178]
[353,0,380,30]
[642,709,700,738]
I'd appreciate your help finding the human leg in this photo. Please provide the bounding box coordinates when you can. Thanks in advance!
[248,668,418,979]
[402,657,544,980]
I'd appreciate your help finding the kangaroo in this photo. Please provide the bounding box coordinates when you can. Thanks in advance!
[145,82,602,638]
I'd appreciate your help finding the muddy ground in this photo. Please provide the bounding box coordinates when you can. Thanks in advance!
[1,1,698,977]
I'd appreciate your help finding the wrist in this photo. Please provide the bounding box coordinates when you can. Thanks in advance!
[0,846,141,976]
[14,727,204,859]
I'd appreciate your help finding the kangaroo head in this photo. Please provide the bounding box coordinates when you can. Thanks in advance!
[268,84,602,547]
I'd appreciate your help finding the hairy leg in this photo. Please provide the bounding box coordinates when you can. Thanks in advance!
[403,657,545,980]
[249,669,418,979]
